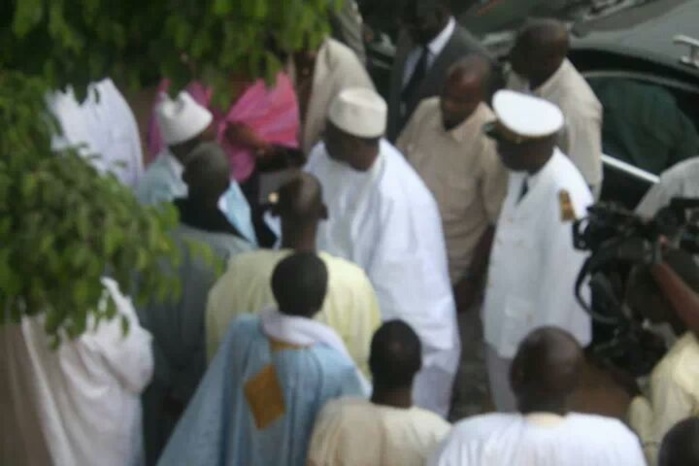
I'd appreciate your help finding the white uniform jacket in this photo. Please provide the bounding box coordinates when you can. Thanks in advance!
[483,149,593,359]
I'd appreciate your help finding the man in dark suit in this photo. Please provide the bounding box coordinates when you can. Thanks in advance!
[388,0,492,141]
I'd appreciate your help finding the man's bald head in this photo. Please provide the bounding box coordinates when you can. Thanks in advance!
[182,142,231,203]
[510,19,569,88]
[273,173,327,223]
[441,54,492,130]
[660,417,699,466]
[510,327,584,414]
[370,320,422,390]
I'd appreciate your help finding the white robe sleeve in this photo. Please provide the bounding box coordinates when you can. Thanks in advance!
[365,193,459,418]
[85,278,154,394]
[636,178,674,218]
[366,196,458,360]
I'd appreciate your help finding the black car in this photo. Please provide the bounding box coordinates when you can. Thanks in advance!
[365,0,699,209]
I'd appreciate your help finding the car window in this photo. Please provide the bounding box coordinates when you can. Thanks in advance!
[585,73,699,208]
[587,74,699,174]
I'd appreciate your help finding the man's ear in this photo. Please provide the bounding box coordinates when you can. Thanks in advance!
[320,204,329,220]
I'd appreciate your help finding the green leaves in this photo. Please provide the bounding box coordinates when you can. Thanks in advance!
[11,0,44,37]
[2,0,342,341]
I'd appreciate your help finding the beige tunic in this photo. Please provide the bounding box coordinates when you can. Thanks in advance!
[308,398,451,466]
[292,38,375,154]
[629,333,699,466]
[397,99,507,284]
[508,59,603,192]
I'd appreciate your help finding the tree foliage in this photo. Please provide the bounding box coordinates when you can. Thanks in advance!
[1,0,339,341]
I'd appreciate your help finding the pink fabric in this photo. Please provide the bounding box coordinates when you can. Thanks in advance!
[146,73,300,182]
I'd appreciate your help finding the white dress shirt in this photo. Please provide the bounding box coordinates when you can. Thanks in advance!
[402,17,456,88]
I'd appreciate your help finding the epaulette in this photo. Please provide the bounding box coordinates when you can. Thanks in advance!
[559,190,576,222]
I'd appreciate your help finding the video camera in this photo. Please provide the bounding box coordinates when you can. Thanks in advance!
[572,198,699,376]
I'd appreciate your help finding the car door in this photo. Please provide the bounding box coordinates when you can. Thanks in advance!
[583,70,699,208]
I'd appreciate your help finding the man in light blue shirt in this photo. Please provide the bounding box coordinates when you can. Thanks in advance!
[157,252,365,466]
[136,91,256,244]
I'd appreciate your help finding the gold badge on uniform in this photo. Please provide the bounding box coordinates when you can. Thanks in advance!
[244,363,286,430]
[559,190,576,222]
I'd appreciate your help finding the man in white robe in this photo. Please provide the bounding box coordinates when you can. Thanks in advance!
[46,78,144,188]
[157,252,366,466]
[0,278,153,466]
[429,328,646,466]
[292,37,375,155]
[482,90,593,411]
[305,87,459,417]
[308,320,450,466]
[507,19,603,197]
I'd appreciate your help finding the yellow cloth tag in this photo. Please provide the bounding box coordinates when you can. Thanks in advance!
[559,190,576,222]
[244,364,286,430]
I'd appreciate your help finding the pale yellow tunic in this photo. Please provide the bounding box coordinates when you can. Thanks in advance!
[629,332,699,466]
[206,250,381,376]
[308,398,451,466]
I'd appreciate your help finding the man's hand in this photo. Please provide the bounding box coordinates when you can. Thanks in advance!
[226,122,270,154]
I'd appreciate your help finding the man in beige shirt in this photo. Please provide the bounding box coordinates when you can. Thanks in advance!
[508,19,603,197]
[206,173,381,376]
[397,56,507,418]
[626,251,699,466]
[292,37,375,154]
[308,321,451,466]
[398,55,507,289]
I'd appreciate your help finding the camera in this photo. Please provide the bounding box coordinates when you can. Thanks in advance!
[572,198,699,376]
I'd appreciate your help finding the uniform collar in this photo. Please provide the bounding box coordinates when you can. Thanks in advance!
[524,149,563,191]
[427,17,456,57]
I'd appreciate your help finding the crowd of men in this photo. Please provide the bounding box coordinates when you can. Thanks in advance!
[4,0,699,465]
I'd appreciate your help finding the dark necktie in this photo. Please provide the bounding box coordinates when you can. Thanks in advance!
[518,177,529,204]
[401,46,429,106]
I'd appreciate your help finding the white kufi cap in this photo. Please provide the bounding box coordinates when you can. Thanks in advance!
[156,91,213,146]
[328,88,387,138]
[492,90,564,139]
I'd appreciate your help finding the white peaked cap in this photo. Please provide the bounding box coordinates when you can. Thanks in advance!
[156,91,213,146]
[492,90,564,138]
[328,87,388,138]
